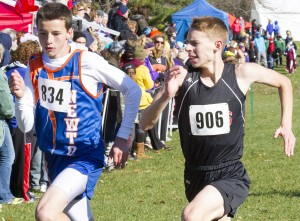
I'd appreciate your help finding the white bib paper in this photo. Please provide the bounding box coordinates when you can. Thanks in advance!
[189,103,230,136]
[38,78,71,113]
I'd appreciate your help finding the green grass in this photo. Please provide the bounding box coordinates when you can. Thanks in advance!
[1,59,300,220]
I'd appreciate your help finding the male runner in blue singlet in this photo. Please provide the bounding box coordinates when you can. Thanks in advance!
[9,3,141,220]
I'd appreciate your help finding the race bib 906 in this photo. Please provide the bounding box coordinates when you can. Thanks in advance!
[189,103,230,136]
[38,78,71,113]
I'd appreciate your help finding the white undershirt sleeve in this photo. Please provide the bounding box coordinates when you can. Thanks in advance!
[80,52,141,140]
[15,66,35,133]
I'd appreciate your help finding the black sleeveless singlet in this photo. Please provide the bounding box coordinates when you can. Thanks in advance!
[174,63,246,166]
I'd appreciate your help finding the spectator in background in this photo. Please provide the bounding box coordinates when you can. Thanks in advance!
[290,37,297,52]
[82,2,92,22]
[285,42,296,74]
[0,43,24,205]
[266,19,274,37]
[248,40,258,63]
[174,49,188,67]
[267,37,275,69]
[127,20,138,37]
[223,46,237,64]
[273,21,280,37]
[254,32,267,67]
[126,45,155,156]
[274,34,285,66]
[231,18,241,41]
[101,13,109,28]
[285,30,292,46]
[148,35,171,143]
[107,0,128,29]
[72,2,94,31]
[148,34,167,89]
[94,9,105,27]
[0,32,12,67]
[120,38,135,67]
[6,40,41,200]
[0,28,18,51]
[110,4,135,40]
[239,42,249,63]
[143,41,159,88]
[73,31,87,48]
[251,19,258,39]
[258,24,266,37]
[168,32,177,50]
[82,30,98,52]
[239,17,245,33]
[165,21,177,37]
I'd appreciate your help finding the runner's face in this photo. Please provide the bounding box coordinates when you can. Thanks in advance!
[38,19,72,59]
[185,29,215,68]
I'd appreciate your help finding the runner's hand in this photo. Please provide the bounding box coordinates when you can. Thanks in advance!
[109,137,129,169]
[9,70,25,99]
[274,126,295,157]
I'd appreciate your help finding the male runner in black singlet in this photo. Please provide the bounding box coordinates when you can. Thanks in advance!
[140,16,295,221]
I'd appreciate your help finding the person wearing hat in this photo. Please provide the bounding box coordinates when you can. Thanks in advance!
[82,30,99,52]
[130,45,168,154]
[0,33,12,67]
[124,45,152,157]
[122,63,136,79]
[165,21,177,37]
[110,4,135,40]
[120,38,136,67]
[73,31,87,46]
[107,0,128,28]
[95,9,105,26]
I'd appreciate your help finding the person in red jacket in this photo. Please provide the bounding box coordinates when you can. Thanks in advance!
[231,18,241,41]
[267,37,275,69]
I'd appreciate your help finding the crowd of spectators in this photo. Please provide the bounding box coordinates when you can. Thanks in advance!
[224,18,297,74]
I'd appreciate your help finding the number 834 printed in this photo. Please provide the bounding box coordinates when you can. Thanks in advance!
[38,78,71,113]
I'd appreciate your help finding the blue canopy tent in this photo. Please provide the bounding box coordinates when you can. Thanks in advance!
[172,0,229,42]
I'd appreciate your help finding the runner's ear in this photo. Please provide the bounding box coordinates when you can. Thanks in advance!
[214,40,223,52]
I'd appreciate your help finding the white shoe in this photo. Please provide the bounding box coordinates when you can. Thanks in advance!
[40,183,47,193]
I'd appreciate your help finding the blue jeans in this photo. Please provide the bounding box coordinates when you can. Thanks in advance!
[267,53,274,69]
[30,143,48,189]
[0,122,15,203]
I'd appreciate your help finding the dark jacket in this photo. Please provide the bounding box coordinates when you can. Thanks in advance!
[110,13,135,40]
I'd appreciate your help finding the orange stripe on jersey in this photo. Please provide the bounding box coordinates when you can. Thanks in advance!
[48,110,57,154]
[78,51,104,98]
[43,49,81,73]
[29,54,44,104]
[47,72,54,80]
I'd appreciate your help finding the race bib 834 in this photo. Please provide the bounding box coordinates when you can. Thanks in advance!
[38,78,71,113]
[189,103,230,136]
